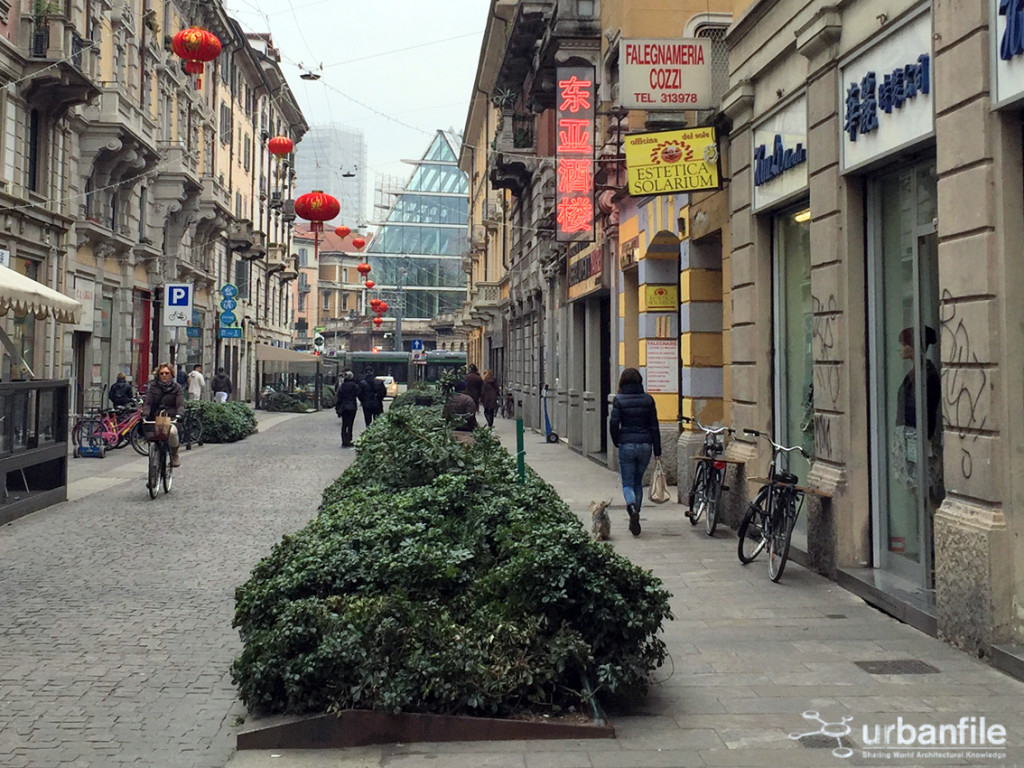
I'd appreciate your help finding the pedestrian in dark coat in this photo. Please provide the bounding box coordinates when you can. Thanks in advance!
[480,369,500,428]
[463,364,483,410]
[357,367,385,427]
[444,380,478,432]
[334,371,360,447]
[108,372,133,409]
[609,367,661,537]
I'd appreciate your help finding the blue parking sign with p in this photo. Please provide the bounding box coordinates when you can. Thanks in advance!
[167,284,190,306]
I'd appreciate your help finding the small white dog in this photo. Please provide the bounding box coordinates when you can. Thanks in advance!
[590,499,612,541]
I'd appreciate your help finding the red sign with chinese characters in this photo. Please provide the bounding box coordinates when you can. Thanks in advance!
[556,66,595,243]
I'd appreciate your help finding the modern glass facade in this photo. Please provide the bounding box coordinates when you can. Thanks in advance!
[367,131,468,321]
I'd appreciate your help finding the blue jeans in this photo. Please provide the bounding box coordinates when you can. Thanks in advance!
[618,442,653,512]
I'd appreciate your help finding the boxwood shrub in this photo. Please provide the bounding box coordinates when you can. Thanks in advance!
[186,400,258,443]
[231,403,673,717]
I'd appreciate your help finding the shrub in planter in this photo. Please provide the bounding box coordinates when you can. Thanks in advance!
[232,406,673,718]
[187,400,258,443]
[320,384,337,409]
[260,391,310,413]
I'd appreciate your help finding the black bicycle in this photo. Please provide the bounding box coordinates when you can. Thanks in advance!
[141,418,175,499]
[737,429,809,582]
[682,415,734,536]
[179,405,204,450]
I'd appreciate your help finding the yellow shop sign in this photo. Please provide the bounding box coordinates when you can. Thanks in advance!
[643,284,677,310]
[625,127,721,196]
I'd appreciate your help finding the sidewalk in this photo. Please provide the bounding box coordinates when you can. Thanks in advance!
[226,417,1024,768]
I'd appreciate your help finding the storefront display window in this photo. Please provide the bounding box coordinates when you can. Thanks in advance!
[773,205,813,545]
[869,160,942,585]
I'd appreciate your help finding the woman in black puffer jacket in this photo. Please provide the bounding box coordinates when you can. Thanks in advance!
[609,367,661,536]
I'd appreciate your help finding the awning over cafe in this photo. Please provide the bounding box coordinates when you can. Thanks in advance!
[0,264,81,324]
[255,343,321,373]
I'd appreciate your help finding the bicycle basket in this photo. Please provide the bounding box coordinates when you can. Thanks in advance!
[141,421,170,442]
[775,469,798,485]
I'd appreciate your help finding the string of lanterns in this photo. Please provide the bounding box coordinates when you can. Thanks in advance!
[171,26,222,90]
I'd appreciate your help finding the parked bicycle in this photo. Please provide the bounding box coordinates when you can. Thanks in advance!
[72,400,144,455]
[736,428,809,582]
[179,403,204,450]
[141,417,176,499]
[682,415,734,536]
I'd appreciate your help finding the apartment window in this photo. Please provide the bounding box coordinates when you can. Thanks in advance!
[322,292,330,311]
[298,293,305,312]
[27,109,40,192]
[696,25,729,104]
[298,247,308,267]
[243,138,250,171]
[234,259,249,299]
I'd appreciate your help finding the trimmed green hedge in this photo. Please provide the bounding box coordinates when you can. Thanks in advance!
[231,404,673,717]
[185,400,257,443]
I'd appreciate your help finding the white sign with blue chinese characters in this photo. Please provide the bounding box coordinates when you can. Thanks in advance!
[993,0,1024,107]
[839,10,933,173]
[753,95,808,213]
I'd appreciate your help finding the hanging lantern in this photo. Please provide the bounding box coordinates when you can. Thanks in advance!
[364,279,375,289]
[378,301,389,314]
[172,27,222,90]
[294,190,340,233]
[373,316,383,327]
[352,237,366,250]
[356,262,371,277]
[267,136,294,156]
[335,225,351,238]
[369,298,382,312]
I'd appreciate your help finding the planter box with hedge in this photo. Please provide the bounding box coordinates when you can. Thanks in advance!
[231,403,673,720]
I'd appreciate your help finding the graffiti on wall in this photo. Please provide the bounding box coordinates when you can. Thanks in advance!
[939,289,988,481]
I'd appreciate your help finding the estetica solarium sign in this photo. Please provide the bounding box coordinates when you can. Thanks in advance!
[619,39,712,110]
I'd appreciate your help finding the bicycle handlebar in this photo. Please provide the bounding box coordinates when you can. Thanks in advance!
[743,428,809,459]
[683,415,734,435]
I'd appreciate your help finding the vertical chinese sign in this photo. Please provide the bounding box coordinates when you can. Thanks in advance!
[556,66,595,243]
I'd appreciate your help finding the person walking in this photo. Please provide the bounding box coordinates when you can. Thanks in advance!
[108,372,133,409]
[609,367,661,537]
[463,364,483,410]
[176,365,187,388]
[443,380,478,434]
[186,364,205,401]
[480,369,500,428]
[211,367,233,403]
[357,367,385,427]
[334,370,360,447]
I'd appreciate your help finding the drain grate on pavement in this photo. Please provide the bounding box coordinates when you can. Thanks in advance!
[854,659,939,675]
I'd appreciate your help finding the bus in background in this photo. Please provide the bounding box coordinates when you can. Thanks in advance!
[418,350,467,384]
[322,351,412,393]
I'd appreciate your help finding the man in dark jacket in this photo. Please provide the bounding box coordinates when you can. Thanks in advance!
[108,372,133,409]
[609,367,661,536]
[334,371,361,447]
[357,367,386,427]
[211,367,233,403]
[444,380,478,433]
[463,364,483,410]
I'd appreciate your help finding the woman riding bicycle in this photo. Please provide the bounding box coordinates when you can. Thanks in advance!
[143,362,184,467]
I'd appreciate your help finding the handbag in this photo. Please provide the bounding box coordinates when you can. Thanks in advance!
[154,409,172,438]
[649,458,671,504]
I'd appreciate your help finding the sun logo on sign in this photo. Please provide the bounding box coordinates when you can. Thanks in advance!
[649,140,694,165]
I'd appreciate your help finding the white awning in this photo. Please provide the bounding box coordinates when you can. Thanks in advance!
[255,344,321,373]
[0,263,81,324]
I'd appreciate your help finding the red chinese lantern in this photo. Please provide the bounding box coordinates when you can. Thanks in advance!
[364,279,375,289]
[172,27,222,90]
[334,225,350,238]
[373,316,383,327]
[267,136,293,156]
[294,191,340,233]
[369,298,382,312]
[352,237,366,250]
[356,262,371,277]
[378,301,389,314]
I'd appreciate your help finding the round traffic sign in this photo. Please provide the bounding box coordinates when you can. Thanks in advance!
[220,311,237,326]
[220,283,238,299]
[220,297,237,311]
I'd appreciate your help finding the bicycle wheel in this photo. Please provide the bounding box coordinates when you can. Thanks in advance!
[738,487,771,563]
[147,443,160,499]
[162,445,173,493]
[688,462,706,525]
[130,422,148,456]
[768,497,795,582]
[705,469,721,537]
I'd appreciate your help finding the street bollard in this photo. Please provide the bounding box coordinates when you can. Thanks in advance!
[517,417,525,482]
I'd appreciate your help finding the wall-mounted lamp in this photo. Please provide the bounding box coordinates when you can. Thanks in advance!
[793,208,811,223]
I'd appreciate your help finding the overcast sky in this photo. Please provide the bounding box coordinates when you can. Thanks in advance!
[223,0,487,220]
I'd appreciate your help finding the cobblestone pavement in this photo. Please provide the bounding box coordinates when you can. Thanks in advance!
[0,408,359,768]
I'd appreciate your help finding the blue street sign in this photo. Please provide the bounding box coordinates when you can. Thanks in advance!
[220,297,237,311]
[220,311,237,326]
[186,327,201,338]
[410,339,424,351]
[219,327,242,339]
[221,283,238,299]
[166,284,191,306]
